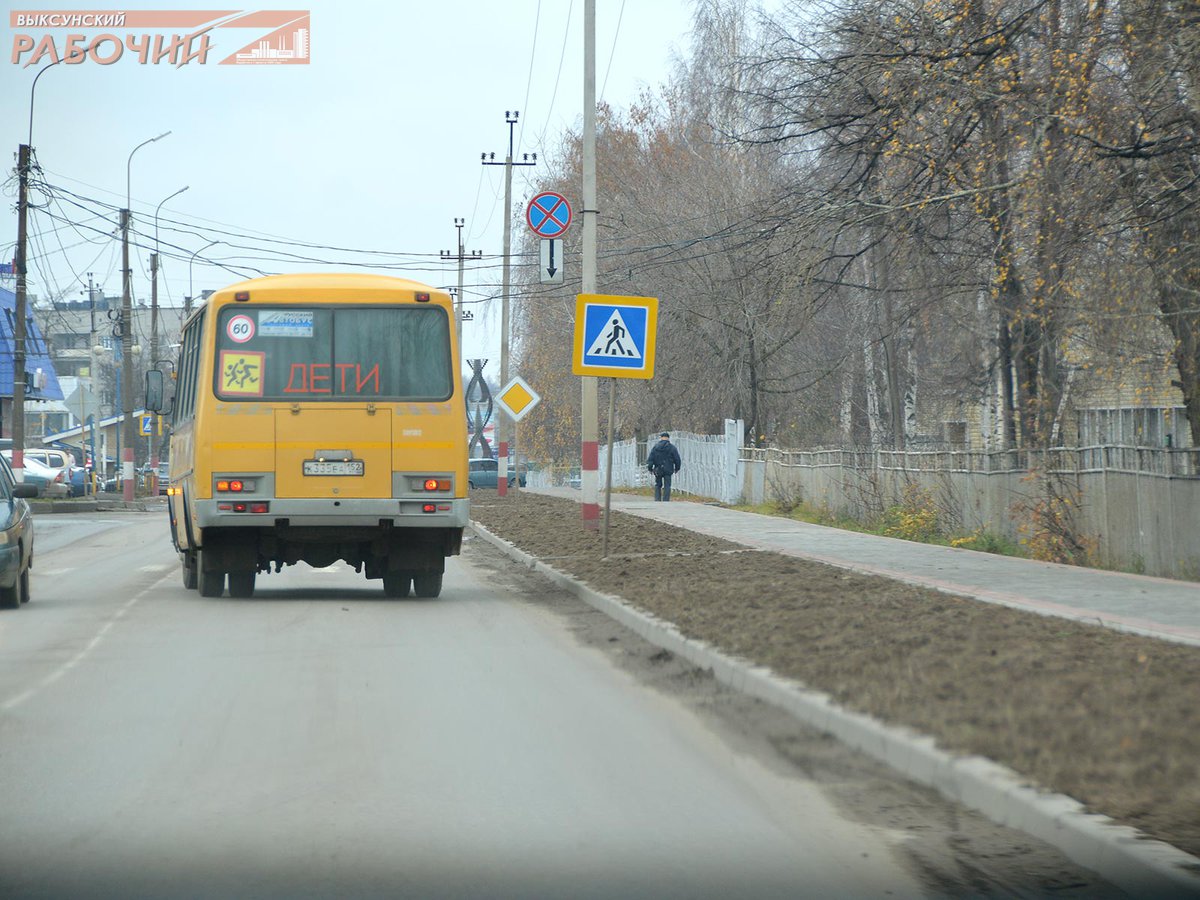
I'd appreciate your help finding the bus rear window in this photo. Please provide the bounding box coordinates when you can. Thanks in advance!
[214,305,452,401]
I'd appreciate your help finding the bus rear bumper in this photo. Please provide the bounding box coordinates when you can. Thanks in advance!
[194,497,469,529]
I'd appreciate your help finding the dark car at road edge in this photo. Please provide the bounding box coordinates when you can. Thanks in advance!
[0,453,38,609]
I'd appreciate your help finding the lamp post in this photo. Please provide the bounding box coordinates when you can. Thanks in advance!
[121,131,171,502]
[187,240,220,314]
[149,185,187,494]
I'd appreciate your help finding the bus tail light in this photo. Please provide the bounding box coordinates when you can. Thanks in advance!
[218,501,270,514]
[216,478,256,492]
[423,478,450,491]
[422,504,436,513]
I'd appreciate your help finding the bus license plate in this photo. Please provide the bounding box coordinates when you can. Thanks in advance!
[303,460,364,476]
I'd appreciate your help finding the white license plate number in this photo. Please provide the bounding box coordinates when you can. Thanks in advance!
[303,460,364,476]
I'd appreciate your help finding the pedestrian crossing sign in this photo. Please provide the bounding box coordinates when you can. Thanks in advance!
[572,294,658,379]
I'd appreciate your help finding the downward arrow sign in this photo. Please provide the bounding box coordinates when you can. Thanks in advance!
[539,239,563,283]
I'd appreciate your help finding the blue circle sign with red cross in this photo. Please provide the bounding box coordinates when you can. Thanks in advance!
[526,191,572,238]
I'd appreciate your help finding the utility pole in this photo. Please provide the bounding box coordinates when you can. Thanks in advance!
[122,131,169,502]
[120,206,134,501]
[148,250,159,494]
[483,111,536,497]
[440,217,481,351]
[12,144,30,482]
[581,0,600,528]
[150,183,186,496]
[87,273,98,493]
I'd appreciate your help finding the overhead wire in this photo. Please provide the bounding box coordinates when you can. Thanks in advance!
[600,0,627,101]
[518,0,542,154]
[538,0,575,148]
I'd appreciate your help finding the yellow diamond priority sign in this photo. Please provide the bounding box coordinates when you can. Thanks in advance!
[496,376,541,422]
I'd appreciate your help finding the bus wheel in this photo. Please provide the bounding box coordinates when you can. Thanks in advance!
[412,572,443,599]
[383,572,411,598]
[182,551,198,590]
[197,550,225,598]
[228,572,256,598]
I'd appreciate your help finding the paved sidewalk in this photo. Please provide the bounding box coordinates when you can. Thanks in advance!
[531,487,1200,647]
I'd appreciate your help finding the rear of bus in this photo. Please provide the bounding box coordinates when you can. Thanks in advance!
[162,273,467,599]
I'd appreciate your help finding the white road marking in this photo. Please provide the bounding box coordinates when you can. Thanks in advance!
[1,570,174,712]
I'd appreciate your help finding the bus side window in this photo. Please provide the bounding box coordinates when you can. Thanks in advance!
[174,310,205,423]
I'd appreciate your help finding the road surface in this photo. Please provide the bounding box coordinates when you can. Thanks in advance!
[0,512,1121,898]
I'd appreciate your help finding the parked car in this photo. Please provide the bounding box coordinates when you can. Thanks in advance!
[0,452,37,609]
[467,457,527,488]
[23,448,85,497]
[138,462,170,495]
[69,466,95,497]
[0,451,70,499]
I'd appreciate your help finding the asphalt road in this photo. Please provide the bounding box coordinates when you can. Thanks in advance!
[0,511,1128,899]
[0,512,939,899]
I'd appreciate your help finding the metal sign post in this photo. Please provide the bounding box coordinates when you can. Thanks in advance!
[602,378,617,558]
[571,294,658,556]
[495,377,542,495]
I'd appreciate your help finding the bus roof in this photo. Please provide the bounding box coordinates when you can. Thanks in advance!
[212,272,445,297]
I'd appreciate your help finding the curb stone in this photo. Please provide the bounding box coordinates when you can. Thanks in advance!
[470,521,1200,898]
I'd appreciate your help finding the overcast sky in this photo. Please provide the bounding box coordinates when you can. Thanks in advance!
[2,1,697,364]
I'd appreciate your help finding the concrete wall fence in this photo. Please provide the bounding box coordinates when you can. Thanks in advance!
[743,446,1200,580]
[529,421,1200,580]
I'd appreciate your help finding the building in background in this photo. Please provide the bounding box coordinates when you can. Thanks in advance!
[0,286,64,439]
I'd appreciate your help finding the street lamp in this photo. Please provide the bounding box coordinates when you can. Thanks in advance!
[149,185,187,495]
[127,131,170,213]
[120,131,171,502]
[154,185,188,252]
[187,240,220,314]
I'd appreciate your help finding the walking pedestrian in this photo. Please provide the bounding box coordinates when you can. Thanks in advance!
[646,432,681,501]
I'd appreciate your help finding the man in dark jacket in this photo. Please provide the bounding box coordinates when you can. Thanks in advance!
[646,432,681,501]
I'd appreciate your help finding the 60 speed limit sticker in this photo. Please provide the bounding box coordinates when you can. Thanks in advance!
[227,314,255,343]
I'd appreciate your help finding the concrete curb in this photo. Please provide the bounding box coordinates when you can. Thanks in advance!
[27,499,165,514]
[471,521,1200,898]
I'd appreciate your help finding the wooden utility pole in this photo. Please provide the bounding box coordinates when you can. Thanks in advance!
[12,144,30,482]
[483,112,536,497]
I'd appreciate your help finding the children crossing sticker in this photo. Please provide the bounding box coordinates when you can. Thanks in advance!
[219,350,265,397]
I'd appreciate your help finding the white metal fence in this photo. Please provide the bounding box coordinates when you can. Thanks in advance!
[526,419,745,503]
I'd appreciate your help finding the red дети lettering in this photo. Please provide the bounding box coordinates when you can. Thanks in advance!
[283,363,308,393]
[355,364,380,394]
[310,363,331,393]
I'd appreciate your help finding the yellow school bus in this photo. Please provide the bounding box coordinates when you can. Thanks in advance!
[145,273,468,599]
